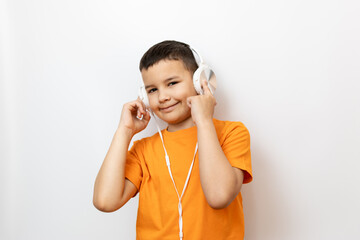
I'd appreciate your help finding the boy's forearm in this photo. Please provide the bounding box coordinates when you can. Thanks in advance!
[93,127,133,211]
[197,120,241,209]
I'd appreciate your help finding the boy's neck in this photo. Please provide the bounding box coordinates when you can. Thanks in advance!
[166,117,195,132]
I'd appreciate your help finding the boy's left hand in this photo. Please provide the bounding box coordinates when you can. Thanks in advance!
[186,78,217,125]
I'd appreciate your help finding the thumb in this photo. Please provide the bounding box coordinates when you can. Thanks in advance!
[143,110,151,121]
[186,96,193,108]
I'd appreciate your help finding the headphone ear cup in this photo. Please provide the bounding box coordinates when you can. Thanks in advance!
[138,86,150,108]
[193,64,213,95]
[193,65,204,95]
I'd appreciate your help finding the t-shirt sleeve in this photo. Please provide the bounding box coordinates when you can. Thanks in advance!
[125,140,143,197]
[221,122,253,183]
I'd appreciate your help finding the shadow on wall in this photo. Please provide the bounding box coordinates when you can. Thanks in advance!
[242,142,294,239]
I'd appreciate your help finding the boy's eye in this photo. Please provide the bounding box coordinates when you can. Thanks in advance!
[148,88,157,94]
[147,82,177,94]
[169,81,178,86]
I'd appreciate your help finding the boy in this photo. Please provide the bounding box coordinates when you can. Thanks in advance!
[93,40,253,239]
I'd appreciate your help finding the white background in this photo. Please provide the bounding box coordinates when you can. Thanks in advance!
[1,0,360,239]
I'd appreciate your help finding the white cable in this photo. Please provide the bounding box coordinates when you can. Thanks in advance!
[151,111,170,165]
[151,111,198,239]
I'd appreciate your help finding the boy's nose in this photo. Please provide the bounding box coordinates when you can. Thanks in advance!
[158,91,170,103]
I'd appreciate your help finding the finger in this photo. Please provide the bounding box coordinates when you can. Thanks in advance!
[129,101,145,119]
[186,97,192,108]
[136,113,143,120]
[136,108,143,119]
[143,110,151,121]
[131,105,140,117]
[135,98,147,114]
[201,78,212,95]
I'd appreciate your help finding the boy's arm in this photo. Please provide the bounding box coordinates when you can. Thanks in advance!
[93,127,137,212]
[93,98,150,212]
[197,121,244,209]
[187,79,244,209]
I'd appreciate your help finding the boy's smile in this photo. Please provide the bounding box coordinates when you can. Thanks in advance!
[141,59,198,131]
[159,102,179,113]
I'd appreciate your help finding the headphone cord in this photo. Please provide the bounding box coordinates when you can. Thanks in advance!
[151,111,198,240]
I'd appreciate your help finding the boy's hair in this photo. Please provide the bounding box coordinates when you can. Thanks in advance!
[139,40,198,74]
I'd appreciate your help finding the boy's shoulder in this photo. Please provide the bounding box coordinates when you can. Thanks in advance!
[131,131,161,148]
[212,118,249,133]
[212,117,246,126]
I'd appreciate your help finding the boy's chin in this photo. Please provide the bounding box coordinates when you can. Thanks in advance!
[160,114,193,126]
[152,106,192,125]
[156,114,180,124]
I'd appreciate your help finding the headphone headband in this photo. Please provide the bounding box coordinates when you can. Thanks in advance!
[189,46,204,66]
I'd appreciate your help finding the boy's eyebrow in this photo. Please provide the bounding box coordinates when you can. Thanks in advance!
[145,76,179,89]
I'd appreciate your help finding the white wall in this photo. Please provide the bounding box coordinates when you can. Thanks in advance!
[1,0,359,239]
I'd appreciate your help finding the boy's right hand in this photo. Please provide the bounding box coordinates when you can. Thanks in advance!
[118,98,151,136]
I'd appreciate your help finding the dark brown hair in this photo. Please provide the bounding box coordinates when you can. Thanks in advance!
[139,40,198,73]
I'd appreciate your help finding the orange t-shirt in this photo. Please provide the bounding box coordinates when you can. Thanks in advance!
[125,118,252,240]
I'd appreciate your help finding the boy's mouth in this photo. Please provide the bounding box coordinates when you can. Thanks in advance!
[159,102,179,112]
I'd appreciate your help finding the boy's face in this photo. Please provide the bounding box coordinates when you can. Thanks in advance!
[141,59,197,125]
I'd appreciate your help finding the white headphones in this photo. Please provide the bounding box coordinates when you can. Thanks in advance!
[138,46,216,108]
